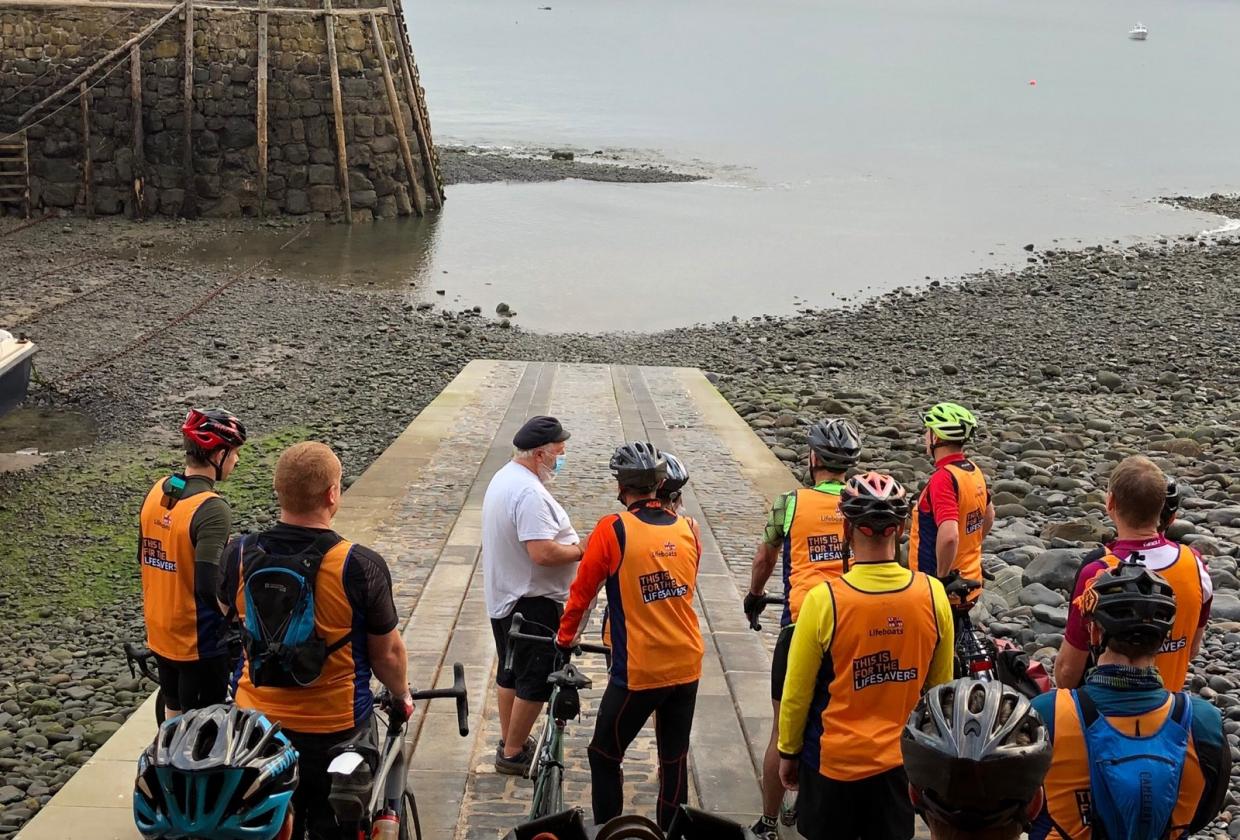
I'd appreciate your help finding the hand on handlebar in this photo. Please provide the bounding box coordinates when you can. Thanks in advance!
[387,690,415,725]
[744,591,768,629]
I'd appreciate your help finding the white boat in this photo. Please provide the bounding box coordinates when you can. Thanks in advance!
[1129,23,1148,40]
[0,330,36,417]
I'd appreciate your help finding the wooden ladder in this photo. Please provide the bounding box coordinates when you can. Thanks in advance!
[0,130,31,219]
[389,2,443,205]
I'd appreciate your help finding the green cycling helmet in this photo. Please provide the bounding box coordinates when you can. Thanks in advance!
[923,402,978,442]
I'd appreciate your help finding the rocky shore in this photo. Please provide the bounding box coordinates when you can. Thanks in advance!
[1,195,1239,837]
[440,146,705,185]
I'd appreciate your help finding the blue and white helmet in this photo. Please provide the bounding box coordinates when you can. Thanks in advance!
[134,704,298,840]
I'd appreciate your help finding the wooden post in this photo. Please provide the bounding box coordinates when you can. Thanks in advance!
[79,82,94,217]
[386,10,440,208]
[181,0,195,215]
[369,12,424,216]
[256,0,268,216]
[322,0,352,223]
[130,42,145,219]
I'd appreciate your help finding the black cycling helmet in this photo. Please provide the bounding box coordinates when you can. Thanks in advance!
[903,679,1052,831]
[839,471,910,536]
[1079,558,1176,649]
[609,442,667,492]
[807,418,862,472]
[1160,478,1182,532]
[134,705,298,840]
[659,452,689,503]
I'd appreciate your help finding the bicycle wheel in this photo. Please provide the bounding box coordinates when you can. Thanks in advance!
[399,790,422,840]
[531,763,563,820]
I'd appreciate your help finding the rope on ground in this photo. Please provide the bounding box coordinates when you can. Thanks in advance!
[0,213,55,240]
[57,224,312,384]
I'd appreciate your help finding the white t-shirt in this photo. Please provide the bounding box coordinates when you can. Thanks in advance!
[482,460,580,619]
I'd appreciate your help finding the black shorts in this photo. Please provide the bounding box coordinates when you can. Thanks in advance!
[797,766,914,840]
[491,596,563,703]
[771,624,796,701]
[154,653,231,712]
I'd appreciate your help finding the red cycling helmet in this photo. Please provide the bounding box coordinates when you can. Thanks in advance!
[182,408,247,453]
[840,471,910,536]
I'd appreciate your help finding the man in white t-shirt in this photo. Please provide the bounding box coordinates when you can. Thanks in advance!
[483,415,584,774]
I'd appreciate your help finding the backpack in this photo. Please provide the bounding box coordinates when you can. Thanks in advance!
[236,533,350,688]
[1073,689,1193,840]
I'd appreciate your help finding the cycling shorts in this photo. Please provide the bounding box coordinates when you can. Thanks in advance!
[771,624,796,702]
[798,765,914,840]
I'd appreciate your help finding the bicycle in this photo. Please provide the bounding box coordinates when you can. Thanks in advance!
[123,642,167,724]
[505,612,611,821]
[744,593,798,829]
[941,572,998,681]
[328,662,471,840]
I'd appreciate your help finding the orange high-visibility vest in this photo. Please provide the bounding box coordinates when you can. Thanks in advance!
[783,486,847,624]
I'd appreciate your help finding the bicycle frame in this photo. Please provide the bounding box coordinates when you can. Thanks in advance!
[528,684,568,819]
[953,608,995,681]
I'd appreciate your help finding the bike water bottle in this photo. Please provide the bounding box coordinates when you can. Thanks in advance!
[371,811,399,840]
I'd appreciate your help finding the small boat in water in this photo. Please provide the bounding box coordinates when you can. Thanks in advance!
[1129,23,1148,40]
[0,330,36,417]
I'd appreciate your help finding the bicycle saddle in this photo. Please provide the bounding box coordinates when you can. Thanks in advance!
[547,662,592,690]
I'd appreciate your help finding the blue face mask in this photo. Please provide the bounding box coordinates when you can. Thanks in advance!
[553,454,566,475]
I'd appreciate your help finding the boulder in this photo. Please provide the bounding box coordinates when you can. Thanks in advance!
[1031,604,1068,628]
[1023,548,1084,592]
[1210,594,1240,623]
[1041,518,1108,544]
[1019,582,1067,608]
[1151,438,1204,458]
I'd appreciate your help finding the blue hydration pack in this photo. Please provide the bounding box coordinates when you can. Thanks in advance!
[237,532,348,688]
[1074,689,1193,840]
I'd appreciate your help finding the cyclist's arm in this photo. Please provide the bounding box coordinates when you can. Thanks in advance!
[777,585,833,757]
[557,515,620,647]
[935,522,960,578]
[926,577,955,688]
[1056,559,1107,687]
[749,493,789,595]
[369,629,409,699]
[1193,547,1213,659]
[517,488,582,568]
[189,497,232,612]
[1054,641,1089,689]
[981,500,995,540]
[526,539,583,567]
[216,538,243,615]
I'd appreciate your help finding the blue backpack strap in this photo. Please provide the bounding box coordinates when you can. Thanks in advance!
[1073,687,1100,728]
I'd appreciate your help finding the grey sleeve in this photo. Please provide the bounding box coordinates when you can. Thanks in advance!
[189,497,233,568]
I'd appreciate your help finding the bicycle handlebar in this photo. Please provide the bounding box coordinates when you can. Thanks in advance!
[403,662,470,736]
[507,613,611,669]
[747,594,786,631]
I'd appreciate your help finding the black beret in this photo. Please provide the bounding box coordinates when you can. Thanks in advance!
[513,415,570,450]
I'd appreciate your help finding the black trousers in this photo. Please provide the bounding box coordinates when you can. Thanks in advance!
[284,722,374,840]
[588,679,699,830]
[154,653,230,712]
[797,765,914,840]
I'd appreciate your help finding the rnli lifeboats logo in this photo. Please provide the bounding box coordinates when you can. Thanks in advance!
[807,533,845,563]
[853,651,918,690]
[140,537,176,572]
[639,570,689,603]
[869,616,905,638]
[654,541,678,558]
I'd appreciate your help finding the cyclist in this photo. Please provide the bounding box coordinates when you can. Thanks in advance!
[138,408,246,716]
[557,442,703,830]
[220,441,413,840]
[743,418,861,840]
[903,679,1052,840]
[658,452,690,513]
[908,403,994,597]
[134,705,299,840]
[1030,560,1229,840]
[778,472,954,840]
[1055,456,1212,691]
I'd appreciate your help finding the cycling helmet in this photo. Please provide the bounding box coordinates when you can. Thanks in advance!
[922,402,978,443]
[183,408,248,452]
[134,705,298,840]
[903,679,1052,831]
[1078,558,1176,648]
[807,418,862,471]
[659,452,689,503]
[609,442,667,492]
[839,471,909,535]
[1160,478,1182,532]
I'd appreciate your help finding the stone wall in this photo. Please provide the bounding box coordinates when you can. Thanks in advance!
[0,4,434,219]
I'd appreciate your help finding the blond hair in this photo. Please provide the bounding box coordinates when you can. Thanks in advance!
[274,441,342,516]
[1108,455,1166,530]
